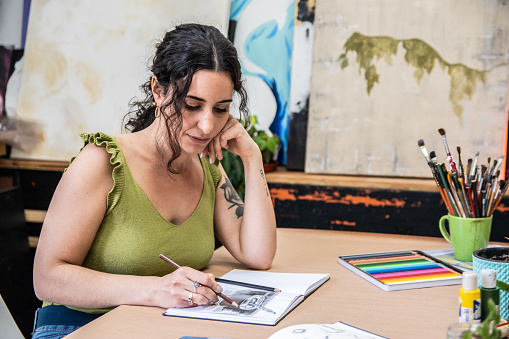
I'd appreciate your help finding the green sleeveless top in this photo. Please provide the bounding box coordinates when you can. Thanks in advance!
[43,132,222,313]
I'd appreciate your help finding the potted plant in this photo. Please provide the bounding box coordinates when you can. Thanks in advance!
[473,248,509,321]
[458,299,501,338]
[246,115,280,173]
[221,115,280,200]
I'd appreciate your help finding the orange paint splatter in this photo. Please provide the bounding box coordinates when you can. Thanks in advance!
[331,220,356,226]
[299,192,339,202]
[495,203,509,213]
[297,191,405,208]
[269,188,297,201]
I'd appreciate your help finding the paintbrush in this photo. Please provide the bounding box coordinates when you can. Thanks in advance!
[466,159,472,184]
[438,128,457,171]
[492,155,505,177]
[444,164,465,217]
[417,139,431,162]
[477,165,487,196]
[490,180,509,216]
[470,151,480,181]
[487,160,498,183]
[436,162,458,216]
[428,151,441,184]
[457,147,464,180]
[430,151,454,215]
[471,179,481,217]
[486,174,500,216]
[418,140,442,185]
[451,170,472,218]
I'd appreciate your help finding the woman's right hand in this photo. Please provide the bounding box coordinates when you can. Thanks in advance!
[152,267,223,308]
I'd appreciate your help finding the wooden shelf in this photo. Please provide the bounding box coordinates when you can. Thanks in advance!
[0,158,68,171]
[266,166,437,192]
[0,159,438,191]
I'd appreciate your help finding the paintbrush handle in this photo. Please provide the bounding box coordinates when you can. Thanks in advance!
[447,155,457,171]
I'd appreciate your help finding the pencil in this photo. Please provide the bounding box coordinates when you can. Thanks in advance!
[215,278,281,292]
[158,254,239,307]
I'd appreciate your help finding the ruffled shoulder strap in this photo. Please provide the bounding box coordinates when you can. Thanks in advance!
[74,132,124,213]
[205,157,222,188]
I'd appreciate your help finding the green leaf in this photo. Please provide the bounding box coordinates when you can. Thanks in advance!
[255,138,267,150]
[497,280,509,292]
[266,137,277,153]
[257,130,267,138]
[262,149,272,164]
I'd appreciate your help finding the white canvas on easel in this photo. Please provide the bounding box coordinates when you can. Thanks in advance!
[306,0,509,178]
[13,0,231,161]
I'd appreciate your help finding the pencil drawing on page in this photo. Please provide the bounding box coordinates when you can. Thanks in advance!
[212,289,277,315]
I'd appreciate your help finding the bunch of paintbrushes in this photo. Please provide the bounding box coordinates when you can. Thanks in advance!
[418,128,508,218]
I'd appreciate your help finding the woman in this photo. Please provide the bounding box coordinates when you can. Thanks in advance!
[32,23,277,338]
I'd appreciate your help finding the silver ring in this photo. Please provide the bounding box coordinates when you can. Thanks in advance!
[188,292,194,305]
[192,281,201,293]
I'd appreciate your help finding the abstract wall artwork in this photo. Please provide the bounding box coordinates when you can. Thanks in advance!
[12,0,230,161]
[229,0,296,164]
[287,0,315,170]
[306,0,509,177]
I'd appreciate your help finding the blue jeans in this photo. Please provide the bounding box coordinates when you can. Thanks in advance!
[32,324,82,339]
[32,306,103,339]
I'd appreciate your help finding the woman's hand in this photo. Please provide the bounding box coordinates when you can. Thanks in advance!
[203,114,259,162]
[152,267,223,308]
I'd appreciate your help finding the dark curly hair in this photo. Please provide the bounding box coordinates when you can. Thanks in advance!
[124,23,250,174]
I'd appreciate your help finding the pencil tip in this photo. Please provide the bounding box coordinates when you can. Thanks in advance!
[232,301,239,308]
[274,288,281,292]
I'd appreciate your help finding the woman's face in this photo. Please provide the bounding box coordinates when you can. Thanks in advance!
[158,70,234,156]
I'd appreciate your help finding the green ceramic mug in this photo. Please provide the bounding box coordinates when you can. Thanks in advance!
[439,214,492,262]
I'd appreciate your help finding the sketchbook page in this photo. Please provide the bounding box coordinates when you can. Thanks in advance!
[219,270,330,296]
[164,285,303,325]
[268,321,388,339]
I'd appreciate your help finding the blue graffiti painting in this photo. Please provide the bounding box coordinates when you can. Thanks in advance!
[230,0,295,164]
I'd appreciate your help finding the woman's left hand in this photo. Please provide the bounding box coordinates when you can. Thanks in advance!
[204,114,259,162]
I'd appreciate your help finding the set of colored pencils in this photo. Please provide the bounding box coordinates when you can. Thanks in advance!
[418,128,508,218]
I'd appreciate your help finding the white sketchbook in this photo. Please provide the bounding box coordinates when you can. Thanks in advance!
[163,270,330,325]
[268,322,388,339]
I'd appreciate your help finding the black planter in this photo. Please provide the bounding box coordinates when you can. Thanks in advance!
[473,247,509,262]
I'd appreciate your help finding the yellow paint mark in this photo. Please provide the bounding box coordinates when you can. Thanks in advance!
[43,49,67,88]
[75,61,102,104]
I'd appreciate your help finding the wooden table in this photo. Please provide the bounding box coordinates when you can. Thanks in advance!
[67,228,495,339]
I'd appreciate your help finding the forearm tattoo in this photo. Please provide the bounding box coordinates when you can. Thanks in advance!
[261,169,269,197]
[220,176,244,219]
